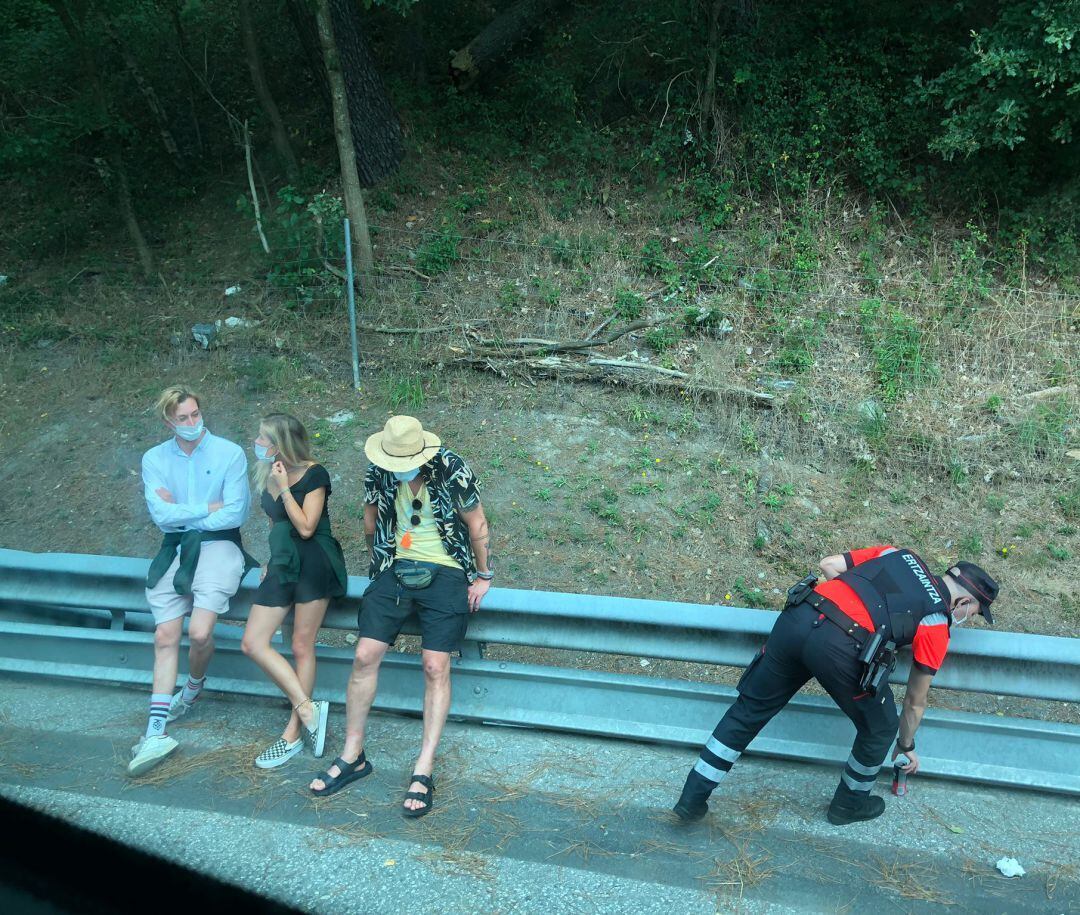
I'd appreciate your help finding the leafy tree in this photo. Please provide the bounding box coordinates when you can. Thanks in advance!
[919,1,1079,158]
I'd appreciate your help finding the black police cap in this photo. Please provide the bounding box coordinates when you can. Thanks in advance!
[948,561,1000,625]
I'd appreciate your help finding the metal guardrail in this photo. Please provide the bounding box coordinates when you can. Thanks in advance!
[1,548,1077,701]
[1,548,1079,795]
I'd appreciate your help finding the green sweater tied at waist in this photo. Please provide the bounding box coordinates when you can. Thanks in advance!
[267,515,347,598]
[146,528,258,595]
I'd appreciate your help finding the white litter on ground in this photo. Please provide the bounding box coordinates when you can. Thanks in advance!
[222,316,259,328]
[995,857,1025,878]
[224,285,241,296]
[327,410,355,426]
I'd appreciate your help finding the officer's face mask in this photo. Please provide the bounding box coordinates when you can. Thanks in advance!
[950,599,976,627]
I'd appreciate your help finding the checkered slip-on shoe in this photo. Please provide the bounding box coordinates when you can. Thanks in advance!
[300,700,329,758]
[255,737,304,770]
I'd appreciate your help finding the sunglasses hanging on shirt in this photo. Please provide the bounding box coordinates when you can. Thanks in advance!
[400,498,424,549]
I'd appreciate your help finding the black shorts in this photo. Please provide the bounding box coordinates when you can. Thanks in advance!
[254,539,336,607]
[357,562,470,654]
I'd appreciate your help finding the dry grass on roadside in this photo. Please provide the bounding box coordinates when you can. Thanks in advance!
[869,855,956,906]
[417,847,496,882]
[122,740,268,792]
[700,842,778,899]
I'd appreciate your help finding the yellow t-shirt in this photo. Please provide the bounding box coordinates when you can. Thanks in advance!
[395,481,460,569]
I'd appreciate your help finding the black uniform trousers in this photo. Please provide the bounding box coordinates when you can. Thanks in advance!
[692,601,899,794]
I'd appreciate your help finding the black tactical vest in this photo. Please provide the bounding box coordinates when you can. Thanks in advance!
[836,548,948,647]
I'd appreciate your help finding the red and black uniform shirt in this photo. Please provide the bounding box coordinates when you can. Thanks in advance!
[814,545,949,675]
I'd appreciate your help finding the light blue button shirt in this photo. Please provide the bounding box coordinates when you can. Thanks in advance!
[141,430,251,533]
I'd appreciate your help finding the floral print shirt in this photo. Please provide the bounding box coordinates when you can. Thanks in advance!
[364,447,482,580]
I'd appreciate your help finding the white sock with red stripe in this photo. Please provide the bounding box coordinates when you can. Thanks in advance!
[181,675,205,706]
[146,694,171,738]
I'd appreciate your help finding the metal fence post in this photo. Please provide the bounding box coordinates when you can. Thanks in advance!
[343,217,361,391]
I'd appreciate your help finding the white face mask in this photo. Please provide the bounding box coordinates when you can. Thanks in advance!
[393,468,420,482]
[172,419,204,442]
[951,602,975,627]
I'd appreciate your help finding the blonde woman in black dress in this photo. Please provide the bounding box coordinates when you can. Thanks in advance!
[240,413,347,768]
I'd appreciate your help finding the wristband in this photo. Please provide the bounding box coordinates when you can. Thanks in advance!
[895,740,914,753]
[476,571,494,581]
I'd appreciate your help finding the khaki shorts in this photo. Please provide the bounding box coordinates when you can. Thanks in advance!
[145,540,246,625]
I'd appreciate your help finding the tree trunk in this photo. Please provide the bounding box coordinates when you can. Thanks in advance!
[449,0,567,89]
[284,0,332,108]
[238,0,300,182]
[97,11,184,170]
[107,150,156,278]
[163,0,204,157]
[326,0,404,187]
[50,0,155,279]
[314,0,373,272]
[403,1,427,88]
[699,0,723,148]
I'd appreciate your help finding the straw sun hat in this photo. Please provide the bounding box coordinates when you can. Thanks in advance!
[364,415,441,472]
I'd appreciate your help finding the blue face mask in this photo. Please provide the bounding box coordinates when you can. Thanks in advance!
[393,468,420,482]
[172,419,204,442]
[253,443,274,462]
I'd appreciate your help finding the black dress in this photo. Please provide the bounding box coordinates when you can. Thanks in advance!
[254,464,340,607]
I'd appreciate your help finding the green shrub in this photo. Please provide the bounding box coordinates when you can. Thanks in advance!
[859,299,933,401]
[645,325,680,352]
[415,224,462,276]
[613,289,645,320]
[1014,396,1073,459]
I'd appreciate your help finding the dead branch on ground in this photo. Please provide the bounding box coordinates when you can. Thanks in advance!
[446,353,775,407]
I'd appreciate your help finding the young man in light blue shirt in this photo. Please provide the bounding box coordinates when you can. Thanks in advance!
[131,386,253,776]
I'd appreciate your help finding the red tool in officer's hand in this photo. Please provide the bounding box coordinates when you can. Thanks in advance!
[892,754,910,796]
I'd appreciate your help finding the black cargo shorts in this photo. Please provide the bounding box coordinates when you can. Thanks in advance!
[357,560,470,654]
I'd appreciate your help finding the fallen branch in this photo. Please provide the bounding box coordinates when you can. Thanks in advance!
[469,313,676,357]
[584,288,664,340]
[584,313,617,340]
[1020,385,1075,401]
[384,263,434,282]
[361,319,490,335]
[448,353,774,407]
[243,120,270,254]
[322,259,434,286]
[587,358,690,378]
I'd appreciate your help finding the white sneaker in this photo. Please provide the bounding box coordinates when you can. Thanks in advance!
[255,737,304,769]
[128,734,179,777]
[166,690,197,723]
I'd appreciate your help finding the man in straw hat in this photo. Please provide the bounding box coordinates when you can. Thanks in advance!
[310,416,493,816]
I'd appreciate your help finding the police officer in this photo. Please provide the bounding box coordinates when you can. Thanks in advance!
[673,546,999,825]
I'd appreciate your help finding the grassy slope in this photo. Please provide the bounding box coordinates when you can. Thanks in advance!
[1,156,1077,646]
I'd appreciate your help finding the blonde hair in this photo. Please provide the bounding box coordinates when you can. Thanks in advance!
[155,385,201,423]
[254,412,315,491]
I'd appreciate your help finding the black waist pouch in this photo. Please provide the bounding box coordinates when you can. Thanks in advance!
[394,563,435,589]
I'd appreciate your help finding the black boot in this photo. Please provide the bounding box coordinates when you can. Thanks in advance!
[826,782,886,825]
[673,770,713,822]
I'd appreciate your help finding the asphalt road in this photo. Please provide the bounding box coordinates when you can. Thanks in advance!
[0,675,1076,914]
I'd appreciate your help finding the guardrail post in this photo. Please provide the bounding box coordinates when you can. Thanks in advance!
[459,640,485,660]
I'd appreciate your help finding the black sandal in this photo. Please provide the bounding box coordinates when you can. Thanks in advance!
[310,752,372,798]
[402,773,434,818]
